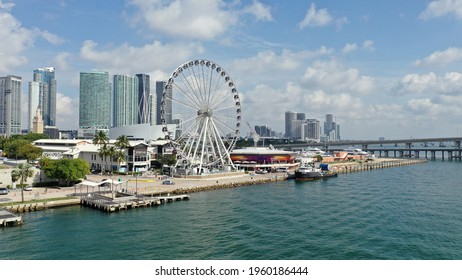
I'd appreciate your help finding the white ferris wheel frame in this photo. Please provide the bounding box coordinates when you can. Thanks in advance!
[161,59,242,173]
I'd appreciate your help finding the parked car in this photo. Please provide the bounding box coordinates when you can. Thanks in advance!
[24,186,33,191]
[0,187,9,195]
[162,180,175,185]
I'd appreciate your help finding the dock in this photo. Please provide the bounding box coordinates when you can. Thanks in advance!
[80,192,189,212]
[0,208,22,227]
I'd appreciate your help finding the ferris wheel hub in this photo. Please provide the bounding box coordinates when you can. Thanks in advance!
[197,108,213,117]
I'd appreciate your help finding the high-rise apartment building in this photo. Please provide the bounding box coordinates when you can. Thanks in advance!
[305,119,321,142]
[28,67,56,130]
[156,81,172,125]
[0,75,22,136]
[136,74,151,124]
[79,71,111,129]
[113,74,139,128]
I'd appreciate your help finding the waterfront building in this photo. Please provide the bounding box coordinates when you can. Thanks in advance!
[230,147,297,171]
[79,71,111,136]
[28,67,57,130]
[33,138,153,172]
[113,74,139,128]
[0,75,22,136]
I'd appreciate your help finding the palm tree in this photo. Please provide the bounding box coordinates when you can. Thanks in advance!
[11,163,34,202]
[115,135,130,150]
[98,144,111,173]
[114,135,130,172]
[93,131,109,172]
[113,149,126,174]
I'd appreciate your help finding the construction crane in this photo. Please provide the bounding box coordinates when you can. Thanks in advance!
[247,122,260,147]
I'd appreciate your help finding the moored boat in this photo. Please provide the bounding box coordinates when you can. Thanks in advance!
[294,160,338,181]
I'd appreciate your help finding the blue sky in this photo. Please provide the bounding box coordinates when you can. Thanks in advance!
[1,0,462,140]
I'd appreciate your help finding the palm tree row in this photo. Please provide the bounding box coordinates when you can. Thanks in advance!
[92,131,130,173]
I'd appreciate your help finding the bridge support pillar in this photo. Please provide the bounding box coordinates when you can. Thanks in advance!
[448,151,453,160]
[415,151,419,158]
[431,151,436,159]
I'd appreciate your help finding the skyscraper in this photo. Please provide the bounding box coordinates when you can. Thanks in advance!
[285,111,297,138]
[0,75,22,136]
[113,74,139,128]
[136,74,151,124]
[324,114,340,141]
[29,67,56,129]
[156,81,172,125]
[79,71,111,129]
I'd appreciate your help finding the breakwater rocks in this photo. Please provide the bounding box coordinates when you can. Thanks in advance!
[332,158,427,173]
[172,176,279,195]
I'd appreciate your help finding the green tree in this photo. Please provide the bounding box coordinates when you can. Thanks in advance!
[11,163,34,202]
[98,144,111,172]
[93,131,109,172]
[4,139,29,159]
[115,135,130,150]
[41,158,90,187]
[112,149,126,173]
[19,143,43,162]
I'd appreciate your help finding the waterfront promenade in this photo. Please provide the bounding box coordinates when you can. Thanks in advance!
[0,157,425,212]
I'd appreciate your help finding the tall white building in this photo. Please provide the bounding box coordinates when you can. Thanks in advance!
[28,67,56,131]
[113,74,139,128]
[0,75,22,136]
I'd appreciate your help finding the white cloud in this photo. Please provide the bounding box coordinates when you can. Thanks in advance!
[419,0,462,20]
[232,47,333,75]
[80,40,204,78]
[414,47,462,66]
[342,43,357,54]
[299,60,375,95]
[362,40,375,51]
[39,29,66,45]
[128,0,238,40]
[0,1,67,73]
[395,72,462,95]
[299,3,333,28]
[299,3,347,29]
[243,0,273,21]
[0,2,33,72]
[56,93,79,129]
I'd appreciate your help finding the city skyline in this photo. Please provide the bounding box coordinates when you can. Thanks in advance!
[1,1,462,139]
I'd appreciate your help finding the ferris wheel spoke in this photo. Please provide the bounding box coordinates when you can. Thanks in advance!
[169,94,201,112]
[189,66,207,107]
[172,77,203,108]
[212,116,238,134]
[177,70,206,107]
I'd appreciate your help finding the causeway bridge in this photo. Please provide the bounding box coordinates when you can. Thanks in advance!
[273,137,462,160]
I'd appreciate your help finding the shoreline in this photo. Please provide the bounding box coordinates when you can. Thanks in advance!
[1,158,426,213]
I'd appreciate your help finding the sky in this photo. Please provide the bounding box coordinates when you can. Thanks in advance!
[1,0,462,140]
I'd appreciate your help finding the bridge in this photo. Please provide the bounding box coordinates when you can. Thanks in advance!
[273,137,462,160]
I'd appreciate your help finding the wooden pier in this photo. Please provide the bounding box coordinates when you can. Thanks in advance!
[80,192,190,212]
[0,208,22,227]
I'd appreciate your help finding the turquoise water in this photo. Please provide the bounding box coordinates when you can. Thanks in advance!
[2,160,462,260]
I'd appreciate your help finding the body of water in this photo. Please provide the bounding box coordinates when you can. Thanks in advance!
[2,160,462,260]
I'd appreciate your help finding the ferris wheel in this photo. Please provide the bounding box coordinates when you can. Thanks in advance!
[161,59,241,173]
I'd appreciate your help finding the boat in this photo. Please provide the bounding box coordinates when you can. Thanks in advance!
[294,158,323,181]
[294,159,338,181]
